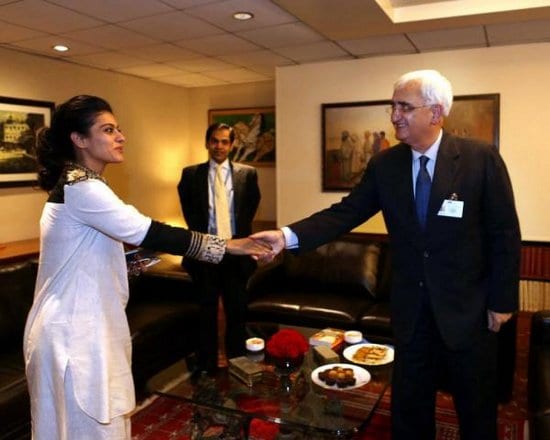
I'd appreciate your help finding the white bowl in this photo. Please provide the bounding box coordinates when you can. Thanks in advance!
[344,330,363,344]
[246,337,265,352]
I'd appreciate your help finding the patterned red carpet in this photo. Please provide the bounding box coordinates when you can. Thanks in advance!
[131,312,531,440]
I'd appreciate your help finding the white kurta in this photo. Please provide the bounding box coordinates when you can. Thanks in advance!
[23,178,152,432]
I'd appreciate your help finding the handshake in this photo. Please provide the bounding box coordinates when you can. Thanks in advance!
[225,230,285,263]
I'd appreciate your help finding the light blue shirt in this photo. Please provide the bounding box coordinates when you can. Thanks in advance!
[282,129,443,249]
[208,159,235,236]
[411,129,442,197]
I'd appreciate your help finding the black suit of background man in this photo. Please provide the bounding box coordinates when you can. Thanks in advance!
[252,70,521,440]
[178,123,260,373]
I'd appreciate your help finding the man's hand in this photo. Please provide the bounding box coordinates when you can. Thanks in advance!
[249,230,286,262]
[487,310,513,332]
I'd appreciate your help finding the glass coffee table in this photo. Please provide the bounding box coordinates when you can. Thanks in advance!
[149,335,392,439]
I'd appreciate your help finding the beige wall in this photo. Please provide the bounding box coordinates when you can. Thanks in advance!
[0,47,275,243]
[276,43,550,241]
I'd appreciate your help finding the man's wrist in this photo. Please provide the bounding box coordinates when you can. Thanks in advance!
[281,226,299,249]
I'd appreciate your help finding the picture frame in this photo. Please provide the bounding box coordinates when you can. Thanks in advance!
[208,106,275,167]
[321,94,500,191]
[0,96,55,188]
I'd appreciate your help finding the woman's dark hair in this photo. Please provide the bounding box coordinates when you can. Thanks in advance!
[36,95,113,191]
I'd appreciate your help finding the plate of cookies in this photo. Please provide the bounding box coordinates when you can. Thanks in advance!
[343,343,394,366]
[311,363,371,390]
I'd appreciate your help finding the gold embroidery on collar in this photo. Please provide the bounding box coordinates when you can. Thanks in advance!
[65,162,107,185]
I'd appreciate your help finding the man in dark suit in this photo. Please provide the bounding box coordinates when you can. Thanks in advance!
[252,70,521,440]
[178,122,260,374]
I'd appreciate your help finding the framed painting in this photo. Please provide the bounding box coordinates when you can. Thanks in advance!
[208,106,275,167]
[321,94,500,191]
[0,96,55,188]
[322,100,393,191]
[444,94,500,148]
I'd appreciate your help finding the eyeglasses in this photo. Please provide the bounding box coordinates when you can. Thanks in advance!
[386,102,432,115]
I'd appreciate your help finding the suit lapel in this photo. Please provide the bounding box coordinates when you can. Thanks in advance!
[428,133,460,226]
[231,162,243,214]
[391,144,417,226]
[197,162,210,221]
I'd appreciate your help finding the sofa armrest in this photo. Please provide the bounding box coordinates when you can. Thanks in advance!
[128,253,197,305]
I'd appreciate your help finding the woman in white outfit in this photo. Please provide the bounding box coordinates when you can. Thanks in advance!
[23,95,268,439]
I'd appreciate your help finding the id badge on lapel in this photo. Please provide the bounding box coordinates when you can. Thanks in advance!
[438,193,464,218]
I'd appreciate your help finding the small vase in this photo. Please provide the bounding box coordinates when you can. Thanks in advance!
[270,353,305,377]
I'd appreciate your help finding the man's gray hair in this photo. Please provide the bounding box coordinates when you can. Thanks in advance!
[394,69,453,116]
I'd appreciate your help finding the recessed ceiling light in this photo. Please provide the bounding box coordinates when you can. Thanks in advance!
[232,11,254,20]
[52,44,69,52]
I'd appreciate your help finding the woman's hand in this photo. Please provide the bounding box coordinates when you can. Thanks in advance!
[249,230,285,263]
[226,237,272,259]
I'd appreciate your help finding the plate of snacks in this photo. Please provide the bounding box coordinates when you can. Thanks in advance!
[311,363,371,390]
[343,343,394,366]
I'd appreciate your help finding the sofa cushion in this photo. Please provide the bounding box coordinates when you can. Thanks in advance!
[247,288,376,329]
[0,261,36,350]
[283,241,381,297]
[0,350,30,440]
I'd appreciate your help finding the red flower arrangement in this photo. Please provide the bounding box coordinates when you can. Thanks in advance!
[265,328,309,360]
[249,419,279,439]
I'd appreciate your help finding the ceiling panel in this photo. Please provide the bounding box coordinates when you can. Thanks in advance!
[118,43,201,63]
[186,0,297,31]
[408,26,486,51]
[66,51,149,69]
[236,22,325,48]
[7,35,105,57]
[0,0,101,33]
[218,49,293,67]
[168,57,237,72]
[175,33,260,56]
[0,20,46,42]
[205,67,270,83]
[339,34,416,57]
[115,63,186,78]
[1,0,550,88]
[157,72,228,87]
[118,10,223,41]
[63,25,160,50]
[486,19,550,45]
[274,41,351,63]
[45,0,174,22]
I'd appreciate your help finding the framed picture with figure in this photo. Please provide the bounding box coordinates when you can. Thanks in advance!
[321,94,499,192]
[208,107,275,167]
[0,96,55,188]
[322,100,394,192]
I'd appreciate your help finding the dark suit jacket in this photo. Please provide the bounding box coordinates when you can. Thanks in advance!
[289,132,521,349]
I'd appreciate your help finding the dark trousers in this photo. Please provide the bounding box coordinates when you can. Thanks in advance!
[189,255,251,373]
[391,296,499,440]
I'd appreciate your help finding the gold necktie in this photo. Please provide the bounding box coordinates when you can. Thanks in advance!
[214,165,232,239]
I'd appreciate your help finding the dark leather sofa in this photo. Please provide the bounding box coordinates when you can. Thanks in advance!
[246,234,517,403]
[0,256,199,440]
[528,310,550,440]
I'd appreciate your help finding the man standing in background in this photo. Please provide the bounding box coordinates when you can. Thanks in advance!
[178,122,260,374]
